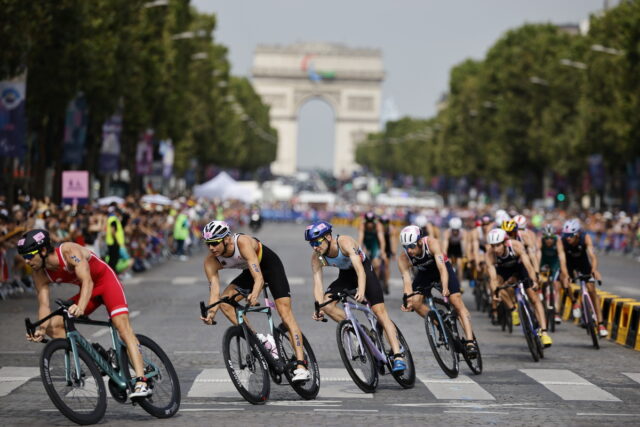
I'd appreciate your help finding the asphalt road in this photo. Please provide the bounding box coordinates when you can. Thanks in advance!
[1,222,639,426]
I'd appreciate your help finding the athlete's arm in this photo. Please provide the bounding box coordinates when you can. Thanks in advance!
[389,225,398,257]
[357,222,364,247]
[429,238,450,297]
[202,255,222,324]
[584,234,601,281]
[513,240,538,289]
[237,235,264,305]
[341,236,367,303]
[28,270,52,341]
[311,253,326,320]
[536,236,543,270]
[525,231,539,273]
[398,252,415,311]
[485,249,499,296]
[376,223,387,260]
[556,238,570,286]
[442,229,450,254]
[64,244,94,317]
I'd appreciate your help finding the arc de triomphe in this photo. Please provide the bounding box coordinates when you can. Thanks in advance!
[251,42,384,177]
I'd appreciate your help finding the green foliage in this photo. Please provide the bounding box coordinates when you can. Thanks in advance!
[0,0,275,198]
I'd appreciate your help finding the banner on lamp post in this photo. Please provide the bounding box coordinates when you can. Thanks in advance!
[99,112,122,174]
[0,76,27,160]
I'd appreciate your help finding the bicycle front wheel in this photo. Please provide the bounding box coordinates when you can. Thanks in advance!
[275,323,320,400]
[336,320,378,393]
[386,323,415,388]
[453,317,482,375]
[40,338,107,425]
[582,293,600,349]
[518,303,541,362]
[425,311,459,378]
[222,326,270,404]
[122,334,181,418]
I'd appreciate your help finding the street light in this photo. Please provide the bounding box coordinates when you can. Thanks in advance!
[591,44,623,56]
[560,58,587,70]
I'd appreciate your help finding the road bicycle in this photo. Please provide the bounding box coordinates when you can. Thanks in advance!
[539,264,558,333]
[497,280,544,362]
[573,273,601,349]
[25,299,180,425]
[403,283,482,378]
[200,287,320,404]
[315,289,415,393]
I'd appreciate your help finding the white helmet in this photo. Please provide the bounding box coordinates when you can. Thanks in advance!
[495,210,510,226]
[414,214,428,228]
[513,214,527,230]
[202,220,230,241]
[487,228,507,245]
[562,219,580,236]
[449,217,462,230]
[400,225,421,247]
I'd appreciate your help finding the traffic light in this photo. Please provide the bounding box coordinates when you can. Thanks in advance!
[556,193,566,202]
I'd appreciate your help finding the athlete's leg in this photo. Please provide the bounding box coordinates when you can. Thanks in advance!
[319,295,346,322]
[526,287,548,331]
[449,293,473,341]
[371,303,401,356]
[218,284,246,325]
[111,313,145,378]
[275,296,306,368]
[587,281,604,323]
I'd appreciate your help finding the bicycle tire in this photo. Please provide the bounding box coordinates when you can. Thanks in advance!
[275,323,320,400]
[121,334,181,418]
[518,303,540,362]
[425,311,459,378]
[380,323,415,388]
[582,293,600,349]
[40,338,107,425]
[452,317,482,375]
[546,282,556,333]
[336,319,378,393]
[222,325,270,404]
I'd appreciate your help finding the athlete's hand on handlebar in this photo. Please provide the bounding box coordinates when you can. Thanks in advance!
[26,327,46,343]
[354,288,365,303]
[312,310,326,321]
[68,303,84,317]
[247,292,260,306]
[200,309,217,325]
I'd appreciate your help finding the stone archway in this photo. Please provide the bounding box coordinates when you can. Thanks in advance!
[251,42,384,177]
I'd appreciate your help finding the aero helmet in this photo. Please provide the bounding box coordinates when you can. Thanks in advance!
[562,219,580,236]
[449,217,462,230]
[542,224,556,237]
[487,228,507,245]
[513,214,527,230]
[202,221,230,241]
[304,221,332,241]
[501,219,518,233]
[400,225,421,247]
[17,229,51,255]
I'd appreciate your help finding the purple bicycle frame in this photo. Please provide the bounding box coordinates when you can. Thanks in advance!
[342,300,388,363]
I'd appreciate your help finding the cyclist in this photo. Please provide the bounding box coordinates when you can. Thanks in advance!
[485,228,553,347]
[442,217,465,287]
[415,214,441,240]
[537,224,570,325]
[398,225,477,356]
[19,229,151,398]
[306,221,406,372]
[561,219,608,337]
[379,215,397,295]
[357,212,387,281]
[200,220,311,382]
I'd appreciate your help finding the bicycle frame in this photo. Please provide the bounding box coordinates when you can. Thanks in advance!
[341,300,388,364]
[578,277,597,324]
[513,282,537,334]
[425,296,454,347]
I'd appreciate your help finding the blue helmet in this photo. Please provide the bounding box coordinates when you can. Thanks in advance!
[305,221,332,241]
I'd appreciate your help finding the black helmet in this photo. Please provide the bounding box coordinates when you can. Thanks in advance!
[364,212,376,223]
[17,229,51,255]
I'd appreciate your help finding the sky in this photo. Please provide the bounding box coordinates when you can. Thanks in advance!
[192,0,612,171]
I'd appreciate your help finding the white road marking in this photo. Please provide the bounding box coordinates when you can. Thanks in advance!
[0,367,40,396]
[267,400,341,407]
[520,369,620,402]
[91,311,139,338]
[0,351,36,355]
[187,368,238,398]
[288,277,305,286]
[180,408,245,412]
[172,277,199,285]
[577,413,639,417]
[444,410,508,415]
[314,409,378,412]
[121,277,143,286]
[622,372,640,384]
[417,373,495,400]
[317,368,373,399]
[174,350,220,354]
[392,402,535,408]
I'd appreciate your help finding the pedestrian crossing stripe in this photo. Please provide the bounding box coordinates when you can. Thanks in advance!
[0,367,632,403]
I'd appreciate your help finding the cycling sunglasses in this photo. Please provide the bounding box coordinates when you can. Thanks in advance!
[22,249,40,260]
[205,238,224,247]
[309,237,326,247]
[402,242,418,249]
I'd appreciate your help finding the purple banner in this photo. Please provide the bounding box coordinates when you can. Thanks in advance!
[0,79,27,159]
[99,112,122,173]
[62,93,89,165]
[136,129,154,175]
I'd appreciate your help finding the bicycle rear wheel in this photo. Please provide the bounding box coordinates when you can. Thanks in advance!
[275,323,320,400]
[222,325,270,404]
[518,303,540,362]
[336,320,378,393]
[425,311,459,378]
[582,293,600,349]
[122,334,181,418]
[40,338,107,425]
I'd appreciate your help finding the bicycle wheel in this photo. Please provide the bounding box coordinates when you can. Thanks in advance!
[275,323,320,400]
[425,311,459,378]
[453,318,483,375]
[378,322,415,388]
[121,334,181,418]
[40,338,107,425]
[473,285,482,311]
[222,325,270,404]
[582,293,600,349]
[336,320,378,393]
[546,284,556,333]
[517,303,540,362]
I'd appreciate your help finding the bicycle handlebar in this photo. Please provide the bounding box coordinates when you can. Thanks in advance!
[199,291,249,326]
[402,282,444,308]
[24,299,75,344]
[314,289,359,322]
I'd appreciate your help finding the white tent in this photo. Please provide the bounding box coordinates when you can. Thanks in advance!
[193,172,258,202]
